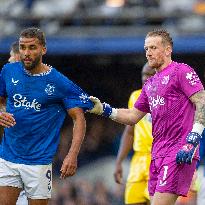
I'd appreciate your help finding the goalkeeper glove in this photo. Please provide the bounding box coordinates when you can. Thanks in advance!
[176,132,201,164]
[88,96,117,119]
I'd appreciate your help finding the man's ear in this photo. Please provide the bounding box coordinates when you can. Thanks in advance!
[42,46,47,55]
[165,45,172,57]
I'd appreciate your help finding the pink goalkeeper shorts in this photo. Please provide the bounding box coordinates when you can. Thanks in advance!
[148,156,197,197]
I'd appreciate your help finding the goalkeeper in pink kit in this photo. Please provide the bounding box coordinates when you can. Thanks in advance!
[88,29,205,205]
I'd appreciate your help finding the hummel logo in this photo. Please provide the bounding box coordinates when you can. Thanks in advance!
[159,179,167,186]
[186,71,200,86]
[12,78,19,85]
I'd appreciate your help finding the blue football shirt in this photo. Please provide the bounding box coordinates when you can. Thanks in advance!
[0,62,93,165]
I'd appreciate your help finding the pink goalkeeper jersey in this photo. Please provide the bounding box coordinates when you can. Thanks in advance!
[134,61,204,159]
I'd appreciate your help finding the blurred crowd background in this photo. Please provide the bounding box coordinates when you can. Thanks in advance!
[0,0,205,204]
[1,0,205,35]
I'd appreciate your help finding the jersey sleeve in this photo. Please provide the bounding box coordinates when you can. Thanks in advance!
[177,64,204,98]
[0,65,7,97]
[59,74,93,111]
[134,86,150,113]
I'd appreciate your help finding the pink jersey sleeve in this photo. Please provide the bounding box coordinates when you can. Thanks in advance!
[177,64,204,98]
[134,85,150,113]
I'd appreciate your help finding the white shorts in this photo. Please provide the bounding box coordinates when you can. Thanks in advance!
[0,158,52,199]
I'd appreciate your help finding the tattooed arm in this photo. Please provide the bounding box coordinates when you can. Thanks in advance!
[176,89,205,164]
[190,90,205,127]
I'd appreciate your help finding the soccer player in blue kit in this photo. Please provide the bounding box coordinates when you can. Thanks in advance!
[0,27,93,205]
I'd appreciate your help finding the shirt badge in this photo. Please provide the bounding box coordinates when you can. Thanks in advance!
[161,75,169,85]
[45,84,55,95]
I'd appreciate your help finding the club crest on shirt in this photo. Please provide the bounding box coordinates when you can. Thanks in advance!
[149,84,158,97]
[45,84,55,95]
[186,71,200,85]
[161,75,169,85]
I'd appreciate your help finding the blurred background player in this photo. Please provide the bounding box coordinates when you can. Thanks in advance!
[0,40,28,205]
[114,63,155,205]
[7,40,28,205]
[8,41,21,63]
[0,41,28,205]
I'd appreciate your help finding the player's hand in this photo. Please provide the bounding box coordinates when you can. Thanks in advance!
[60,153,77,179]
[176,143,197,164]
[0,112,16,128]
[88,96,103,115]
[176,132,201,164]
[114,162,123,184]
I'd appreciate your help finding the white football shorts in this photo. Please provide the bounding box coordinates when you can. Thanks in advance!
[0,158,52,199]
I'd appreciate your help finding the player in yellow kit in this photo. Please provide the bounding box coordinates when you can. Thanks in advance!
[114,63,155,205]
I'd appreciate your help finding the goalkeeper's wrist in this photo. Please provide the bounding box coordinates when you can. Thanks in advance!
[110,108,117,120]
[102,103,117,120]
[186,122,204,147]
[191,122,204,135]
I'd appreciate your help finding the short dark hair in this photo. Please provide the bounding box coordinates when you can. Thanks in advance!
[10,41,19,54]
[20,27,46,46]
[146,29,173,48]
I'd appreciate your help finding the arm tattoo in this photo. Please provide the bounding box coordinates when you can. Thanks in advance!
[190,90,205,126]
